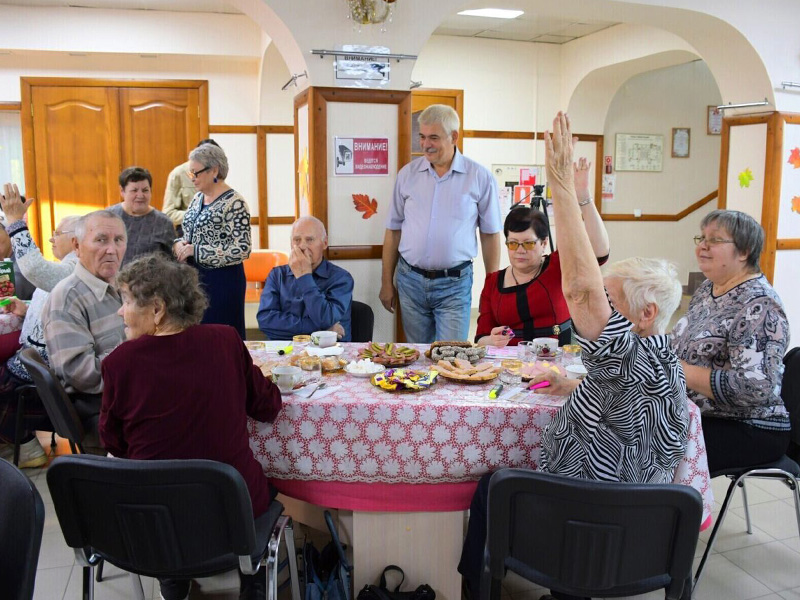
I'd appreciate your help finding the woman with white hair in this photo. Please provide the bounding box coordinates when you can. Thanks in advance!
[458,114,689,600]
[172,143,251,338]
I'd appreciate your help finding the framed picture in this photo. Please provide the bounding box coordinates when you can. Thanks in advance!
[707,105,723,135]
[672,128,690,158]
[615,133,663,172]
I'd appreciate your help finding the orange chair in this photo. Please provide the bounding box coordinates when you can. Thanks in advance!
[243,250,289,304]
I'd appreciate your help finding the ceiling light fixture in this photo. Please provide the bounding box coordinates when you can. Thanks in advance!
[347,0,396,26]
[457,8,524,19]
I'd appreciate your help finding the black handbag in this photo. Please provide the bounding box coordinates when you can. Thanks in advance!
[356,565,436,600]
[303,510,353,600]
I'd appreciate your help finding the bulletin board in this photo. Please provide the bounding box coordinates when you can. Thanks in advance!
[778,121,800,239]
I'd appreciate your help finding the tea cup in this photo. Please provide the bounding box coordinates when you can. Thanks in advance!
[532,337,558,357]
[272,365,302,394]
[565,364,588,380]
[311,330,338,348]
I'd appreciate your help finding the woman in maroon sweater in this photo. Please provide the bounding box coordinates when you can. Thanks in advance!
[99,253,282,600]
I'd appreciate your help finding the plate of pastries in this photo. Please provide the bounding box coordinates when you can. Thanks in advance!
[435,359,501,384]
[358,343,420,367]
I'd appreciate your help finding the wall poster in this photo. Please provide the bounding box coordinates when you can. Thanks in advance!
[615,133,664,172]
[333,136,389,176]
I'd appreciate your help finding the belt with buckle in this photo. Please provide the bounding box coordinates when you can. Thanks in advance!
[512,319,572,339]
[408,260,472,280]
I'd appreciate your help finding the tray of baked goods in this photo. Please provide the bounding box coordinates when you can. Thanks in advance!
[288,351,349,372]
[358,342,419,367]
[435,358,501,384]
[425,340,487,364]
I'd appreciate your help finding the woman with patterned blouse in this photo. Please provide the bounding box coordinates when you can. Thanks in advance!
[173,143,251,338]
[459,114,689,600]
[672,209,790,472]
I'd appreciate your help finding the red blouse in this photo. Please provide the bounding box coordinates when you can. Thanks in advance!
[475,251,571,345]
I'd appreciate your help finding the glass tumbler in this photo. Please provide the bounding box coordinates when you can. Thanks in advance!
[298,355,322,383]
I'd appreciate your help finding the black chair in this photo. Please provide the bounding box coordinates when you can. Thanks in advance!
[0,459,45,600]
[693,346,800,591]
[46,454,301,600]
[480,469,702,600]
[11,383,41,466]
[18,348,86,455]
[350,300,375,343]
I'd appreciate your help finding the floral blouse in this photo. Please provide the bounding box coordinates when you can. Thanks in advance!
[672,276,789,430]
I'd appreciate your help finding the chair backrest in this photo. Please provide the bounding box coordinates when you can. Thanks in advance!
[243,250,289,285]
[483,469,702,600]
[782,347,800,445]
[18,348,85,447]
[350,300,375,343]
[46,454,260,579]
[243,250,289,303]
[0,460,45,600]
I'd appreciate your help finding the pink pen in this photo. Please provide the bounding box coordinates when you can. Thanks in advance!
[528,381,550,391]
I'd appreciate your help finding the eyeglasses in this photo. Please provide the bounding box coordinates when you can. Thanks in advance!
[693,236,735,247]
[505,239,539,251]
[52,230,74,238]
[187,167,211,181]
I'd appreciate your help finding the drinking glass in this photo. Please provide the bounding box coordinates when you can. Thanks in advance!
[298,355,322,383]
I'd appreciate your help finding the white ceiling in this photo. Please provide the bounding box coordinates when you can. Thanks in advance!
[1,0,618,44]
[0,0,241,13]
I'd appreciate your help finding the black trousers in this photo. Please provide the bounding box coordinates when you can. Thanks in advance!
[701,416,790,473]
[457,472,587,600]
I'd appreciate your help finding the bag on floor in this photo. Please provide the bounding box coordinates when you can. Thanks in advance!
[356,565,435,600]
[303,510,353,600]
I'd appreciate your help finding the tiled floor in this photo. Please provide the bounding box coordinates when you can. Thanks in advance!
[13,433,800,600]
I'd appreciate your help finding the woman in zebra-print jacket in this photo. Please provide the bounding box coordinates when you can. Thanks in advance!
[459,114,690,600]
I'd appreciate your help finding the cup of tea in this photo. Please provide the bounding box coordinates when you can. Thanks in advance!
[565,364,588,380]
[532,337,558,357]
[272,365,302,394]
[311,330,337,348]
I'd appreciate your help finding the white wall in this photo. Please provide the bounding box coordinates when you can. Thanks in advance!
[602,60,721,284]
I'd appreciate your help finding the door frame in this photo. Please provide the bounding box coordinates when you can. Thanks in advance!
[20,77,209,246]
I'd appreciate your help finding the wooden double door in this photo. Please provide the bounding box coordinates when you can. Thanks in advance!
[21,78,208,252]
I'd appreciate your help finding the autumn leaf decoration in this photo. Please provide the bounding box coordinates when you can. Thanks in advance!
[738,168,754,189]
[789,148,800,169]
[353,194,378,219]
[792,196,800,214]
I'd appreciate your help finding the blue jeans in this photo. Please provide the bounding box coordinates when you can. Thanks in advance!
[395,257,473,343]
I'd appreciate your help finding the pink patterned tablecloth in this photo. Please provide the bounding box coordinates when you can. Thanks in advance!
[249,343,713,527]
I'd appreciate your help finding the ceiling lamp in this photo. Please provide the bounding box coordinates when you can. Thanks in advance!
[347,0,396,26]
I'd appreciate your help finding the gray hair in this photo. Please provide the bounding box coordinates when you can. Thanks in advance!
[700,209,763,272]
[418,104,460,138]
[75,210,127,242]
[116,253,208,330]
[292,215,327,241]
[189,143,229,180]
[603,257,682,335]
[57,215,81,236]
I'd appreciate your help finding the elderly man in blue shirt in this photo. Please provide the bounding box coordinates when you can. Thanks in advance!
[380,104,502,343]
[257,216,354,341]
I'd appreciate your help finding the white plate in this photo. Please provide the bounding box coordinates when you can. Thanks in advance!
[306,345,344,357]
[345,363,385,378]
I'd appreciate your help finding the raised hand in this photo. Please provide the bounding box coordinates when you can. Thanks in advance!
[544,112,576,200]
[0,183,34,224]
[573,157,592,201]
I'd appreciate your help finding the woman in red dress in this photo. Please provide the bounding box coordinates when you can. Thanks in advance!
[475,158,610,347]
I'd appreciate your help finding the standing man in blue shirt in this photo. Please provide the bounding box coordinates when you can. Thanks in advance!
[257,216,354,341]
[380,104,502,343]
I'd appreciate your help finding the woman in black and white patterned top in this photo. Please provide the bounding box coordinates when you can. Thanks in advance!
[672,209,790,472]
[173,143,251,339]
[458,114,689,600]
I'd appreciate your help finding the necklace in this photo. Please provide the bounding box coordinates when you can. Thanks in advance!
[510,261,543,286]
